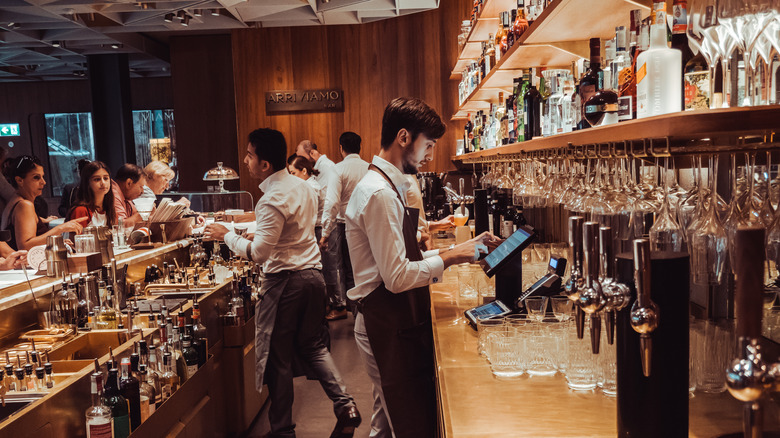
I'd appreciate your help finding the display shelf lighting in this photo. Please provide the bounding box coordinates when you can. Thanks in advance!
[164,13,174,22]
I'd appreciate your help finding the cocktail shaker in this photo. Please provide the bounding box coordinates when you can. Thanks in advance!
[44,235,69,277]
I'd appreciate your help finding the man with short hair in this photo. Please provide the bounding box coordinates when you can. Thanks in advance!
[205,128,360,438]
[296,140,335,186]
[319,131,369,320]
[112,163,146,226]
[346,97,497,437]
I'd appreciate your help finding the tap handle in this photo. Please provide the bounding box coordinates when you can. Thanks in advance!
[568,216,584,271]
[583,222,600,282]
[631,238,658,377]
[633,239,651,306]
[734,227,765,340]
[599,226,614,280]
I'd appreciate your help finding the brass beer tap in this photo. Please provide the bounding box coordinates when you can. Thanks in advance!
[579,222,606,354]
[598,226,631,345]
[630,239,659,377]
[563,216,586,339]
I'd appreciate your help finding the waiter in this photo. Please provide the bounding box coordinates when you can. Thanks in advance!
[345,97,496,438]
[205,128,360,438]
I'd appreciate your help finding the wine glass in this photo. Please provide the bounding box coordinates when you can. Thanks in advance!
[691,156,729,285]
[649,158,685,252]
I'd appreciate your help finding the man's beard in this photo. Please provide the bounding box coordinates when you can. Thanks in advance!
[401,148,418,175]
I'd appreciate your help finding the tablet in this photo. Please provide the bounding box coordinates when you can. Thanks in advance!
[480,225,536,277]
[464,300,512,329]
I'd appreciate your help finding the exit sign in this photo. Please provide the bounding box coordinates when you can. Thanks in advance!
[0,124,20,137]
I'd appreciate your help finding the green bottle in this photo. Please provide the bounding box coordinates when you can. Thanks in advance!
[102,368,130,438]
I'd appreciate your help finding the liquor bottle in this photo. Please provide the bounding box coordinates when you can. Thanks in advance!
[526,0,535,26]
[76,278,89,329]
[160,352,179,403]
[464,114,473,154]
[584,39,619,127]
[577,38,603,130]
[516,72,529,141]
[523,70,542,140]
[498,12,509,58]
[636,24,682,118]
[97,285,117,330]
[671,0,693,110]
[191,300,209,366]
[473,111,482,151]
[181,336,199,379]
[35,367,45,391]
[560,73,576,133]
[86,372,113,438]
[684,51,710,110]
[479,41,488,81]
[480,112,489,149]
[497,92,508,146]
[507,80,518,143]
[138,364,156,423]
[230,275,245,322]
[103,368,130,438]
[43,353,53,389]
[119,358,141,431]
[513,1,529,42]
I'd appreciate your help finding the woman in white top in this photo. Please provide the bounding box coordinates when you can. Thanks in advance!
[135,160,191,207]
[288,155,325,237]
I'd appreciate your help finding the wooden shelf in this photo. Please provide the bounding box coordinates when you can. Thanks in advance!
[451,0,653,113]
[451,106,780,162]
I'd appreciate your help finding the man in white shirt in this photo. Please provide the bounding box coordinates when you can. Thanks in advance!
[206,128,361,438]
[346,97,497,438]
[319,132,369,320]
[296,140,335,186]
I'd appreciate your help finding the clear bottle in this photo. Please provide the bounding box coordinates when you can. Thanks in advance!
[138,364,156,423]
[160,352,179,403]
[496,92,508,146]
[636,24,682,118]
[119,358,141,431]
[191,301,209,366]
[86,372,113,438]
[181,336,199,379]
[560,74,576,133]
[53,283,78,331]
[97,285,117,329]
[102,368,130,438]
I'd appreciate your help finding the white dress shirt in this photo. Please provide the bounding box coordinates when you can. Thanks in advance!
[313,154,336,187]
[321,154,369,238]
[224,170,322,273]
[306,177,325,228]
[345,155,443,301]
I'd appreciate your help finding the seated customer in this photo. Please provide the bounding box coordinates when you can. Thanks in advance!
[112,164,146,227]
[136,161,190,207]
[1,155,85,250]
[67,161,116,227]
[0,249,26,270]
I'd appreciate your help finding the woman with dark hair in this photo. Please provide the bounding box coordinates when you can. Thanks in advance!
[288,155,324,231]
[1,155,85,250]
[67,161,116,228]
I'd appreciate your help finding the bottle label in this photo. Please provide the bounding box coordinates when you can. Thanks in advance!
[162,384,172,401]
[585,103,619,113]
[187,365,198,379]
[672,3,688,33]
[684,70,710,110]
[140,396,150,423]
[618,96,633,120]
[636,63,647,85]
[501,221,513,239]
[487,213,494,234]
[87,419,113,438]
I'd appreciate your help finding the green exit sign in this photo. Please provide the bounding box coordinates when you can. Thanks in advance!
[0,124,20,137]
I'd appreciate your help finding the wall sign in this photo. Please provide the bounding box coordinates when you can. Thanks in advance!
[265,89,344,113]
[0,123,20,137]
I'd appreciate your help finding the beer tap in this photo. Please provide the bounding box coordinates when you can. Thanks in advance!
[564,216,586,339]
[579,222,606,354]
[630,239,659,377]
[598,226,631,345]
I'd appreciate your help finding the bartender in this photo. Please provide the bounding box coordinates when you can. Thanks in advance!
[345,97,497,438]
[204,128,361,438]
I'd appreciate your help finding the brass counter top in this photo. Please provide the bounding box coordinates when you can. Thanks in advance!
[429,237,780,437]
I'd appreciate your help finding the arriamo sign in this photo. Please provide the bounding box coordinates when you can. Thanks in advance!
[265,89,344,113]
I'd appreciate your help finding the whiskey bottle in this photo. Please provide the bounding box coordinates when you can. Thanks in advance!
[191,301,209,366]
[86,372,113,438]
[119,358,141,431]
[138,364,156,422]
[160,352,179,404]
[181,336,199,379]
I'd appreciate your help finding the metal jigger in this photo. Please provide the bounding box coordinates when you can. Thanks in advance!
[564,216,586,339]
[579,221,606,354]
[726,227,771,438]
[630,239,659,377]
[599,226,631,345]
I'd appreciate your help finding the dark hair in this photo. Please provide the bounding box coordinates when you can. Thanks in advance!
[76,159,90,175]
[339,131,362,154]
[289,155,319,177]
[73,161,116,226]
[248,128,287,172]
[380,97,446,150]
[115,163,146,183]
[4,155,43,188]
[287,153,298,166]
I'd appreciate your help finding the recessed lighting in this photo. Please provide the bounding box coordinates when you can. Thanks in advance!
[181,15,190,26]
[52,41,61,47]
[211,9,220,16]
[177,10,186,20]
[111,43,122,49]
[193,9,202,17]
[164,13,173,22]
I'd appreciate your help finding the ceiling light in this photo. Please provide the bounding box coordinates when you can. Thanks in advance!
[164,13,173,22]
[211,9,220,16]
[181,15,190,26]
[193,9,202,17]
[177,10,186,20]
[51,41,61,47]
[111,43,122,49]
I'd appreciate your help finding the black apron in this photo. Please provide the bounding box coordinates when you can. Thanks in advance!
[360,164,437,438]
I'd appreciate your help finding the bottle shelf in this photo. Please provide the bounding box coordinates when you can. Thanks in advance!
[452,106,780,162]
[451,0,652,114]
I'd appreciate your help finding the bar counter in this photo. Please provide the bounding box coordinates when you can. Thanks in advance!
[429,237,780,437]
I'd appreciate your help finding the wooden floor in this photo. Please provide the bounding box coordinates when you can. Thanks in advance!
[244,313,375,438]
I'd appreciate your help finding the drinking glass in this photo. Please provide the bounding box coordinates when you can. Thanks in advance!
[551,296,573,321]
[649,159,685,252]
[476,317,504,358]
[691,156,728,285]
[111,225,125,248]
[598,321,617,396]
[487,328,524,379]
[458,264,479,300]
[696,319,734,393]
[524,296,548,321]
[526,321,557,376]
[565,320,597,390]
[75,234,96,254]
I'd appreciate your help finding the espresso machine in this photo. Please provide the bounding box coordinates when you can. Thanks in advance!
[418,172,446,221]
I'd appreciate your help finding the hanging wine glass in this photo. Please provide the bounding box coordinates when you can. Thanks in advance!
[691,156,728,285]
[759,151,776,226]
[649,157,686,252]
[726,153,765,273]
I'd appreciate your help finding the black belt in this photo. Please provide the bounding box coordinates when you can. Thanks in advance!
[263,267,320,279]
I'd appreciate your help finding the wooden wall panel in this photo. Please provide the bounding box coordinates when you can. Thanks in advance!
[170,34,239,192]
[231,0,471,199]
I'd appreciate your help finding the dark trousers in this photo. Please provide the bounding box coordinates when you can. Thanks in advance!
[265,269,354,437]
[323,222,355,309]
